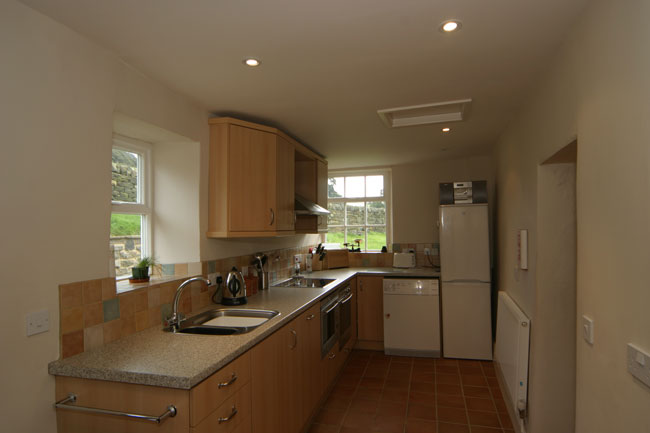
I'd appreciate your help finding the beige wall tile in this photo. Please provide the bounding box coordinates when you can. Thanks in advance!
[134,289,148,312]
[101,278,116,300]
[135,310,149,332]
[60,307,83,334]
[121,315,136,337]
[119,292,136,317]
[103,319,121,343]
[83,302,103,328]
[83,325,103,351]
[82,279,102,305]
[174,263,188,276]
[62,330,84,359]
[148,306,162,327]
[60,282,82,310]
[147,286,160,309]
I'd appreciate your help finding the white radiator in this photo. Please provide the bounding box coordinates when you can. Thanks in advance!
[494,291,530,432]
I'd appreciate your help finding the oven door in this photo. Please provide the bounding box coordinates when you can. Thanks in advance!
[338,286,353,350]
[321,293,339,358]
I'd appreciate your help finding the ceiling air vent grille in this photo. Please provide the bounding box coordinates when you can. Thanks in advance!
[377,98,472,128]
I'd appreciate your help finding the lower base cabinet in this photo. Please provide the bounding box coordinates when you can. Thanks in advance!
[54,302,351,433]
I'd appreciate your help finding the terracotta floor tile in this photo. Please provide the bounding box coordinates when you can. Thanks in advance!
[437,422,470,433]
[309,423,340,433]
[315,408,346,426]
[341,428,367,433]
[349,398,379,414]
[409,391,436,407]
[436,383,463,396]
[406,418,437,433]
[365,367,390,379]
[468,411,500,428]
[490,386,504,400]
[461,374,488,387]
[360,377,385,389]
[412,371,435,383]
[378,400,408,417]
[465,398,496,412]
[343,411,375,429]
[382,388,409,402]
[462,386,491,398]
[437,373,461,385]
[436,394,465,409]
[493,398,507,413]
[408,404,437,421]
[436,365,459,374]
[470,427,503,433]
[436,406,467,424]
[411,382,436,393]
[392,356,414,364]
[356,387,383,400]
[324,395,352,410]
[413,364,436,373]
[498,412,514,429]
[459,365,483,375]
[436,359,459,367]
[486,376,499,387]
[372,414,406,433]
[390,364,413,373]
[332,385,357,398]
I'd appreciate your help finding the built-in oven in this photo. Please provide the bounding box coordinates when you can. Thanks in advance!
[338,285,353,350]
[320,290,340,358]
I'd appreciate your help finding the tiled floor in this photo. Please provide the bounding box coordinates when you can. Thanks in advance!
[309,350,515,433]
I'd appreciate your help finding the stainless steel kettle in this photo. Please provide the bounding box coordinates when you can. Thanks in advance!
[223,267,247,306]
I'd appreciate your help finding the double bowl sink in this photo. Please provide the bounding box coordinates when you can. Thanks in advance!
[167,309,280,335]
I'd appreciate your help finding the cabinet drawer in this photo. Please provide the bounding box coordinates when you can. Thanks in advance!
[192,382,251,433]
[190,352,251,425]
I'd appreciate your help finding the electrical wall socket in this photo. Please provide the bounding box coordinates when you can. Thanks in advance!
[628,344,650,388]
[582,315,594,345]
[294,255,301,263]
[26,310,49,336]
[208,272,220,287]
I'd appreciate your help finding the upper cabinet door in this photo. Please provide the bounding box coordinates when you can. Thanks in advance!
[274,135,295,232]
[228,125,277,232]
[316,160,328,231]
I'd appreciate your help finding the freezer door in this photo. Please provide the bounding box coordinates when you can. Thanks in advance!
[439,204,490,282]
[441,281,492,360]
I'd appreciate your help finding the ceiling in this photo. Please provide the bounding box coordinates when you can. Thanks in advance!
[21,0,588,168]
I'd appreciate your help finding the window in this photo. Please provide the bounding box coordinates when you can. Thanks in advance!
[326,170,391,251]
[111,138,152,279]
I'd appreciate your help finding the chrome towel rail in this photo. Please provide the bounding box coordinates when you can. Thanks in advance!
[54,394,177,424]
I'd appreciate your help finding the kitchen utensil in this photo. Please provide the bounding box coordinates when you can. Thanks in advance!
[252,252,269,291]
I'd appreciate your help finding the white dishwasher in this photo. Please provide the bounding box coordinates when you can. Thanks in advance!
[383,278,441,357]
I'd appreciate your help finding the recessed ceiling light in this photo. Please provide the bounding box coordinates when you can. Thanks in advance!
[442,127,451,132]
[243,58,260,67]
[440,20,461,33]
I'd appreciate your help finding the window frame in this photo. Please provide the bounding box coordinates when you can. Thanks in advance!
[327,168,392,252]
[111,135,153,279]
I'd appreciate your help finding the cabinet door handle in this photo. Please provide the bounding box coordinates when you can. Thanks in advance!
[218,406,238,423]
[306,314,315,321]
[217,372,238,388]
[328,352,336,360]
[289,329,298,349]
[270,208,275,226]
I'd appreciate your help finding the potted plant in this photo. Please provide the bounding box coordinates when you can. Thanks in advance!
[130,256,156,282]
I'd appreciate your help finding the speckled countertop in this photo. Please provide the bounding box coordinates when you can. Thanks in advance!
[48,267,439,390]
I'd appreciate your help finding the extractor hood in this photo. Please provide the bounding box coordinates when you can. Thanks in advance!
[295,195,329,216]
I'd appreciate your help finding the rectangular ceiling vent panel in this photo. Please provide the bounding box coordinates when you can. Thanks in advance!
[377,98,472,128]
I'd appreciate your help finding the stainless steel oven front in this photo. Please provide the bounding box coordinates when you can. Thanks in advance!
[320,291,340,358]
[338,285,353,350]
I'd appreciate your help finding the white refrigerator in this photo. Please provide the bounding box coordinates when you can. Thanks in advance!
[439,203,493,360]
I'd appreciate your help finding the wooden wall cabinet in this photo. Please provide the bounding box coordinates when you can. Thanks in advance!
[356,275,384,350]
[294,153,328,234]
[207,118,295,238]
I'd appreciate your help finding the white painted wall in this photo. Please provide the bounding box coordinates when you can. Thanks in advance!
[0,1,318,431]
[494,0,650,431]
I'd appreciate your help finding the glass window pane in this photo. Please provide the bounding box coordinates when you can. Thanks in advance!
[345,176,365,198]
[110,213,142,278]
[366,226,387,251]
[328,177,344,198]
[112,148,140,203]
[366,175,384,197]
[346,202,365,225]
[327,202,344,226]
[346,227,364,249]
[366,201,386,225]
[326,226,344,247]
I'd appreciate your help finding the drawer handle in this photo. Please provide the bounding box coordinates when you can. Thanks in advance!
[328,352,336,360]
[218,373,238,389]
[270,208,275,226]
[306,314,315,321]
[289,329,298,349]
[54,394,177,424]
[218,406,238,423]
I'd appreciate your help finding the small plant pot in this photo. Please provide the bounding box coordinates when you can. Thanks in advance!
[130,267,150,282]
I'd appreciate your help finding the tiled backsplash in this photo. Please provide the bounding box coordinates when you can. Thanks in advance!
[58,245,313,359]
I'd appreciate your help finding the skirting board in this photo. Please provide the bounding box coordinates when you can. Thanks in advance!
[384,348,441,358]
[354,340,384,351]
[495,361,525,433]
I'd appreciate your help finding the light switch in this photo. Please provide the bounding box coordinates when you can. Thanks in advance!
[628,344,650,388]
[582,315,594,345]
[26,310,49,336]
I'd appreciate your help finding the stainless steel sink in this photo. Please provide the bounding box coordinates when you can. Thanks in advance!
[272,276,335,288]
[166,309,280,335]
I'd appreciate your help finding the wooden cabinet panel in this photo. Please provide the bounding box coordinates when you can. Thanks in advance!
[316,159,328,231]
[346,277,358,351]
[357,276,384,343]
[190,352,250,426]
[274,135,295,231]
[300,304,323,424]
[55,376,190,433]
[228,125,276,232]
[191,382,251,433]
[251,329,284,433]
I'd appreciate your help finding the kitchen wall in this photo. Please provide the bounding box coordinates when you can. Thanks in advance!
[391,155,494,248]
[493,0,650,431]
[0,1,315,431]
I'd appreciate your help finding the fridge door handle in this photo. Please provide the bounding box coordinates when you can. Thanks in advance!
[442,279,491,284]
